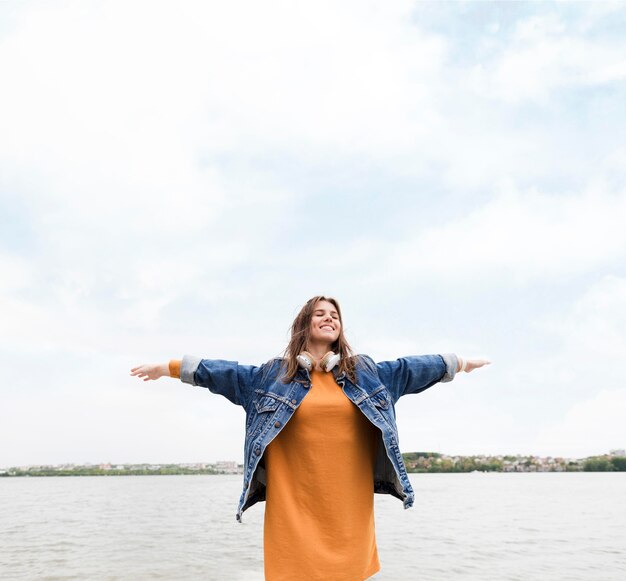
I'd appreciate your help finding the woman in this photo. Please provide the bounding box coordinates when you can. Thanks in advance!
[131,295,490,580]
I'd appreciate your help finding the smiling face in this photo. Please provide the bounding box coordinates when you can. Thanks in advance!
[308,299,342,348]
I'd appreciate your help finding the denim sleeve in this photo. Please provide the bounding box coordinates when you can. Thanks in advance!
[180,355,259,408]
[375,353,458,402]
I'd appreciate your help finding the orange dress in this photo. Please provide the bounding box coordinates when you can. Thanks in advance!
[263,368,381,581]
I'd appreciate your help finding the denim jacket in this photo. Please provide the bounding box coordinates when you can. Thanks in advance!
[180,352,458,522]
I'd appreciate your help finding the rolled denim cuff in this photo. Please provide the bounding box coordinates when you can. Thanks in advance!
[181,355,202,386]
[440,353,458,383]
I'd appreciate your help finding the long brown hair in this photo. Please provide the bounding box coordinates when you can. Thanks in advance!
[278,295,358,384]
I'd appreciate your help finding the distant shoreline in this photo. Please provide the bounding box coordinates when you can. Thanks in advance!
[401,451,626,473]
[2,451,625,476]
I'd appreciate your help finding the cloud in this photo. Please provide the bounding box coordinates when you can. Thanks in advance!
[515,275,626,405]
[466,10,626,103]
[532,388,626,457]
[3,0,625,214]
[326,179,626,290]
[0,1,447,166]
[392,273,626,460]
[2,1,626,464]
[0,251,35,293]
[0,374,247,466]
[535,274,626,358]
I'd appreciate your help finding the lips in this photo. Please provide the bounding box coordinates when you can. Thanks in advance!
[320,325,335,331]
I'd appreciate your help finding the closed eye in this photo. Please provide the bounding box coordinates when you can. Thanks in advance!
[314,311,339,318]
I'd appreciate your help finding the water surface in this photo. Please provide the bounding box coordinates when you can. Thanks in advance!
[1,472,624,580]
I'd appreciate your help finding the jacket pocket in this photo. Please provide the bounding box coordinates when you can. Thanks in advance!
[246,394,281,437]
[254,396,280,414]
[369,387,391,410]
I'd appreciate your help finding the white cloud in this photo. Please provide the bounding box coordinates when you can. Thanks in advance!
[2,1,626,464]
[0,251,35,292]
[2,0,624,218]
[532,388,626,457]
[467,12,626,103]
[0,1,447,167]
[376,181,626,288]
[396,394,527,458]
[0,376,247,466]
[525,274,626,401]
[536,274,626,356]
[391,273,626,460]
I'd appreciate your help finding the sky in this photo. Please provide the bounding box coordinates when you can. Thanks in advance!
[1,0,625,467]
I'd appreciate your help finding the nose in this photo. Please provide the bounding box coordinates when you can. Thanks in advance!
[322,317,336,328]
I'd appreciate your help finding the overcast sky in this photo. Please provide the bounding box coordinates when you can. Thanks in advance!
[2,0,625,467]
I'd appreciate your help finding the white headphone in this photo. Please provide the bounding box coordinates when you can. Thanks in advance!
[296,351,341,372]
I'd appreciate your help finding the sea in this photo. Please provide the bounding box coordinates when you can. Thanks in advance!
[1,472,624,580]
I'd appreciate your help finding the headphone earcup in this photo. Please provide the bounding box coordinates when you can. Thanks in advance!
[320,351,341,372]
[296,351,315,371]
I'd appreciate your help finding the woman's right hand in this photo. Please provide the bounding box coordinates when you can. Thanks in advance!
[130,363,170,381]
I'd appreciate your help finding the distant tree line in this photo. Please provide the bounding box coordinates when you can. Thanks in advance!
[583,456,626,472]
[4,454,625,477]
[1,465,221,477]
[401,452,626,473]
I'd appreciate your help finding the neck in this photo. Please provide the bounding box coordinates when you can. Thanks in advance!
[306,341,334,362]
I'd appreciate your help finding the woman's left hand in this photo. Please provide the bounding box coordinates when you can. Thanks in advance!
[461,359,491,373]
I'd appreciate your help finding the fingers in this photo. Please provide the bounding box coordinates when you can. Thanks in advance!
[130,365,152,379]
[465,359,492,372]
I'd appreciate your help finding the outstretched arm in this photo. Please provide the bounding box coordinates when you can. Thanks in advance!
[375,354,491,402]
[130,357,259,408]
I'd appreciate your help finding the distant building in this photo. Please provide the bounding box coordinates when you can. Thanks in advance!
[609,449,625,457]
[215,460,239,473]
